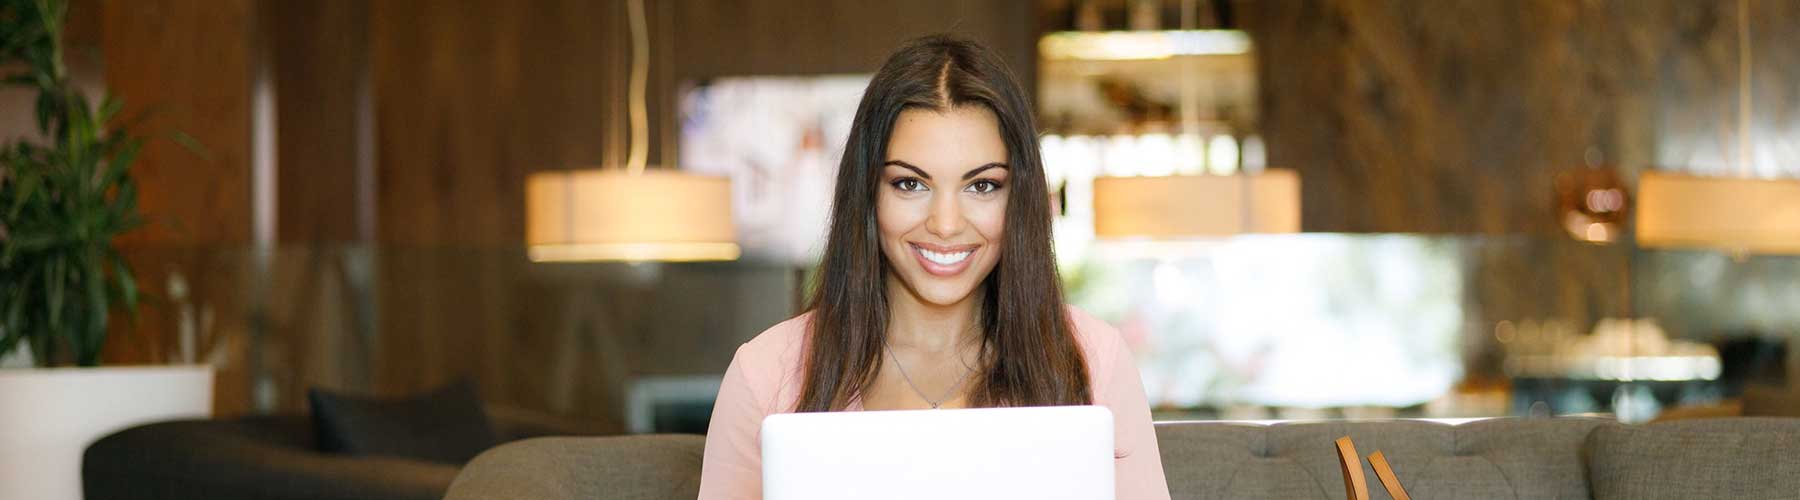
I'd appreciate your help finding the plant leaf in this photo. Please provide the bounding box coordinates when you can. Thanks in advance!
[97,94,121,124]
[3,231,59,253]
[33,89,56,138]
[104,168,140,225]
[169,130,212,160]
[67,91,95,174]
[6,166,41,218]
[0,278,28,358]
[45,254,65,336]
[101,136,139,193]
[109,248,138,319]
[82,248,108,366]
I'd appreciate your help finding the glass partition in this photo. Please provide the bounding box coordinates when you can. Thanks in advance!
[113,235,1797,429]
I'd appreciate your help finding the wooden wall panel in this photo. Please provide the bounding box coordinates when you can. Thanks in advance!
[92,0,256,415]
[368,0,616,246]
[1240,0,1800,351]
[365,0,620,399]
[1241,0,1663,234]
[673,0,1038,81]
[366,0,1038,246]
[100,0,254,245]
[274,0,370,243]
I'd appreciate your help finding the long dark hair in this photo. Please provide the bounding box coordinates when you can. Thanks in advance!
[795,34,1090,412]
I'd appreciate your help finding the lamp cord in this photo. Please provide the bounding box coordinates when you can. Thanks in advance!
[625,0,650,175]
[1737,0,1751,177]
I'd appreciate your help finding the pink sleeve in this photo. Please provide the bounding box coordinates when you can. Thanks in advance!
[1099,338,1172,500]
[698,346,766,500]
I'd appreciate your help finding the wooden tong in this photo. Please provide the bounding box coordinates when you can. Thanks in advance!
[1334,436,1411,500]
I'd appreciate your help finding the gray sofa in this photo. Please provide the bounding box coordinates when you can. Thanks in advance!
[445,417,1800,499]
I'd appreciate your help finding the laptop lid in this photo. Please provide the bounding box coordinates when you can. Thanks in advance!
[761,405,1114,500]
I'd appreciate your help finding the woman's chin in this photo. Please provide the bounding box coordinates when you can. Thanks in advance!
[920,292,972,306]
[886,258,991,307]
[904,280,980,306]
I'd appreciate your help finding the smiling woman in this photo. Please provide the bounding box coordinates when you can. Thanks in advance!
[876,107,1012,306]
[698,34,1171,500]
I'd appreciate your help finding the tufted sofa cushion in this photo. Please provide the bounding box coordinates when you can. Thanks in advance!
[440,416,1800,499]
[1155,418,1609,499]
[444,435,704,500]
[1587,417,1800,500]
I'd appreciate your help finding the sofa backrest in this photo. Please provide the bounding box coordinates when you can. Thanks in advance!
[1155,418,1609,500]
[1587,417,1800,499]
[445,435,705,500]
[443,416,1800,500]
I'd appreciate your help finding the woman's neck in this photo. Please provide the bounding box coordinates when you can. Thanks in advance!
[884,272,982,353]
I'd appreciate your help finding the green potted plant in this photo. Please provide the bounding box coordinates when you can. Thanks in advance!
[1,1,212,499]
[0,0,142,367]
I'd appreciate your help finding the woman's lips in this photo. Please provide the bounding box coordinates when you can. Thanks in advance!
[910,242,978,277]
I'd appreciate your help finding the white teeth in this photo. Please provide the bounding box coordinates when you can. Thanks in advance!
[919,248,972,265]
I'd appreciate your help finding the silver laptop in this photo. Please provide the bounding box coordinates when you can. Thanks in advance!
[761,405,1114,500]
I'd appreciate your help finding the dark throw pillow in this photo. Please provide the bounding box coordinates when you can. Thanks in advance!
[308,379,499,464]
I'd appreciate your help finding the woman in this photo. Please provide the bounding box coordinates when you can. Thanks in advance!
[699,34,1170,500]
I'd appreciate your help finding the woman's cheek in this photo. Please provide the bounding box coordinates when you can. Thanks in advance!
[877,192,926,234]
[970,195,1007,237]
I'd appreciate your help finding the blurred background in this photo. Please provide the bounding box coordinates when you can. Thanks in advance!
[6,0,1800,434]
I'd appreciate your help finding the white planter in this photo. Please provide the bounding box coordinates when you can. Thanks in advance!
[0,365,213,500]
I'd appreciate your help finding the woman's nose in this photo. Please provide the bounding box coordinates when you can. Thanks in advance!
[926,192,967,238]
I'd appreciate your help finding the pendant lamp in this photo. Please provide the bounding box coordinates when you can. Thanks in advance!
[1093,170,1300,238]
[525,0,738,262]
[1634,0,1800,256]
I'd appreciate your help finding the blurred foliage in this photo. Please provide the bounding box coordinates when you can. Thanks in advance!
[1,0,145,366]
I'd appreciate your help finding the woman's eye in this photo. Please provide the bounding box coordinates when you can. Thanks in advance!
[966,180,1002,194]
[892,178,927,192]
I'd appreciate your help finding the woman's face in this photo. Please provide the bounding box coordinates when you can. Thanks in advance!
[878,105,1010,307]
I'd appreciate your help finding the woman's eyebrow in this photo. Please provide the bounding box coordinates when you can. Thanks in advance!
[881,160,1009,180]
[882,160,931,179]
[962,162,1008,180]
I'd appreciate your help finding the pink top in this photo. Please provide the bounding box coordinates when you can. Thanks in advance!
[698,305,1171,500]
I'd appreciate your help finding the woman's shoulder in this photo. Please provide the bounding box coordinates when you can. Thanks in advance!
[1063,304,1131,393]
[730,312,812,376]
[1064,304,1124,357]
[747,311,811,347]
[722,313,812,412]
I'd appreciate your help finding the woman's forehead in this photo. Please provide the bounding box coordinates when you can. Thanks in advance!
[885,106,1009,173]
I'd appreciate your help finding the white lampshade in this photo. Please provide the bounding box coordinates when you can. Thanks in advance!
[1092,170,1301,238]
[1636,171,1800,255]
[525,169,740,262]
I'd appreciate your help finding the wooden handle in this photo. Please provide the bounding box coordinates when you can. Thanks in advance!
[1367,451,1411,500]
[1334,436,1370,500]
